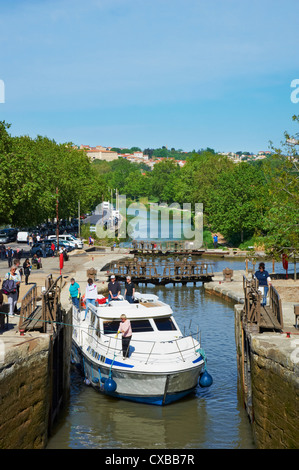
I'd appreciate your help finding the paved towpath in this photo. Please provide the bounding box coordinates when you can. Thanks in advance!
[204,269,299,330]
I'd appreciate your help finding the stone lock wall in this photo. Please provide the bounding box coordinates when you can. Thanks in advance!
[0,336,51,449]
[234,304,299,449]
[250,338,299,449]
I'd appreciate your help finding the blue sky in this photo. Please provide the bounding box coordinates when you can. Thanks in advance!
[0,0,299,153]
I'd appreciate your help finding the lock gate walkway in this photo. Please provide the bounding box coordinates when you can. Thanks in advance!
[107,259,214,285]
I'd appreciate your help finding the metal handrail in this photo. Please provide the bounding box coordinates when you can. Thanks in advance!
[145,342,156,365]
[78,317,202,364]
[175,338,185,362]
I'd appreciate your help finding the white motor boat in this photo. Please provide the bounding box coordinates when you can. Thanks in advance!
[71,292,212,405]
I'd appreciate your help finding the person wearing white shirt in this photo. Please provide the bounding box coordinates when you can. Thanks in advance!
[4,266,21,316]
[84,278,97,320]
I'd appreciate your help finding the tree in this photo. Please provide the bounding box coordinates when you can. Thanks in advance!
[123,172,151,200]
[0,123,107,226]
[262,115,299,256]
[207,163,268,242]
[175,152,234,211]
[150,160,180,203]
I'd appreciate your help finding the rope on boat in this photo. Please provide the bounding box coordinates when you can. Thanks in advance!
[196,348,207,370]
[109,351,117,378]
[196,347,213,388]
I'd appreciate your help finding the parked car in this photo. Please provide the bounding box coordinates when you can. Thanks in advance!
[53,239,74,252]
[30,241,54,257]
[48,234,83,249]
[0,228,18,244]
[17,231,29,243]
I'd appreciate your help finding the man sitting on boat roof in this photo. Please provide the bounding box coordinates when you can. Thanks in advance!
[108,274,121,302]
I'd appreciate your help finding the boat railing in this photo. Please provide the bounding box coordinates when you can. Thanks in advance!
[81,324,202,364]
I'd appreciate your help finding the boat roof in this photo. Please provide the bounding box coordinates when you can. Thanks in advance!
[96,295,173,320]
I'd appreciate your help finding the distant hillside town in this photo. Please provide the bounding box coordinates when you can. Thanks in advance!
[75,144,275,168]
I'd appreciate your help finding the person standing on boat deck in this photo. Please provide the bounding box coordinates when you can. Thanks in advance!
[254,262,272,306]
[117,314,132,359]
[124,276,135,304]
[84,278,97,320]
[108,274,121,302]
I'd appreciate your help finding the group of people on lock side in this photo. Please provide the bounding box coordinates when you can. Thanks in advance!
[0,259,22,317]
[0,246,23,267]
[0,257,35,319]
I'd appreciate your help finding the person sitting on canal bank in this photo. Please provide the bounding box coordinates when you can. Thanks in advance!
[69,278,81,310]
[108,274,121,302]
[84,278,98,320]
[116,314,132,360]
[124,276,135,304]
[254,262,272,307]
[32,254,42,269]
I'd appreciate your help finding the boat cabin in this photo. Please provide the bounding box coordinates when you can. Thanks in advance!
[86,293,183,342]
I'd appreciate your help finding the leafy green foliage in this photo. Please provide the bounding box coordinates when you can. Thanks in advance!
[2,117,298,254]
[206,163,269,242]
[0,122,107,226]
[261,118,299,256]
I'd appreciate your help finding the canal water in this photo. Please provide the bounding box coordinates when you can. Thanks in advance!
[47,256,260,449]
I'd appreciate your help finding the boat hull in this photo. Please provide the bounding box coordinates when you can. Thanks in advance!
[71,341,203,406]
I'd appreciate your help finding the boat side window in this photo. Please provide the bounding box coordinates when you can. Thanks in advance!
[154,317,177,331]
[103,319,154,334]
[95,318,101,337]
[91,312,96,326]
[104,320,119,334]
[131,319,153,332]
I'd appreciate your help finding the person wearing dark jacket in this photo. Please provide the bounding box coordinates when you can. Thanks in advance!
[254,262,272,306]
[6,247,14,267]
[108,275,121,302]
[124,276,135,303]
[23,258,31,285]
[0,244,6,260]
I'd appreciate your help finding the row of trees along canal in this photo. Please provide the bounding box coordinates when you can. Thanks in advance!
[0,117,298,260]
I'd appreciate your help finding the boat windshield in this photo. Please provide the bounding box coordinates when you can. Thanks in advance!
[103,319,154,334]
[154,317,177,331]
